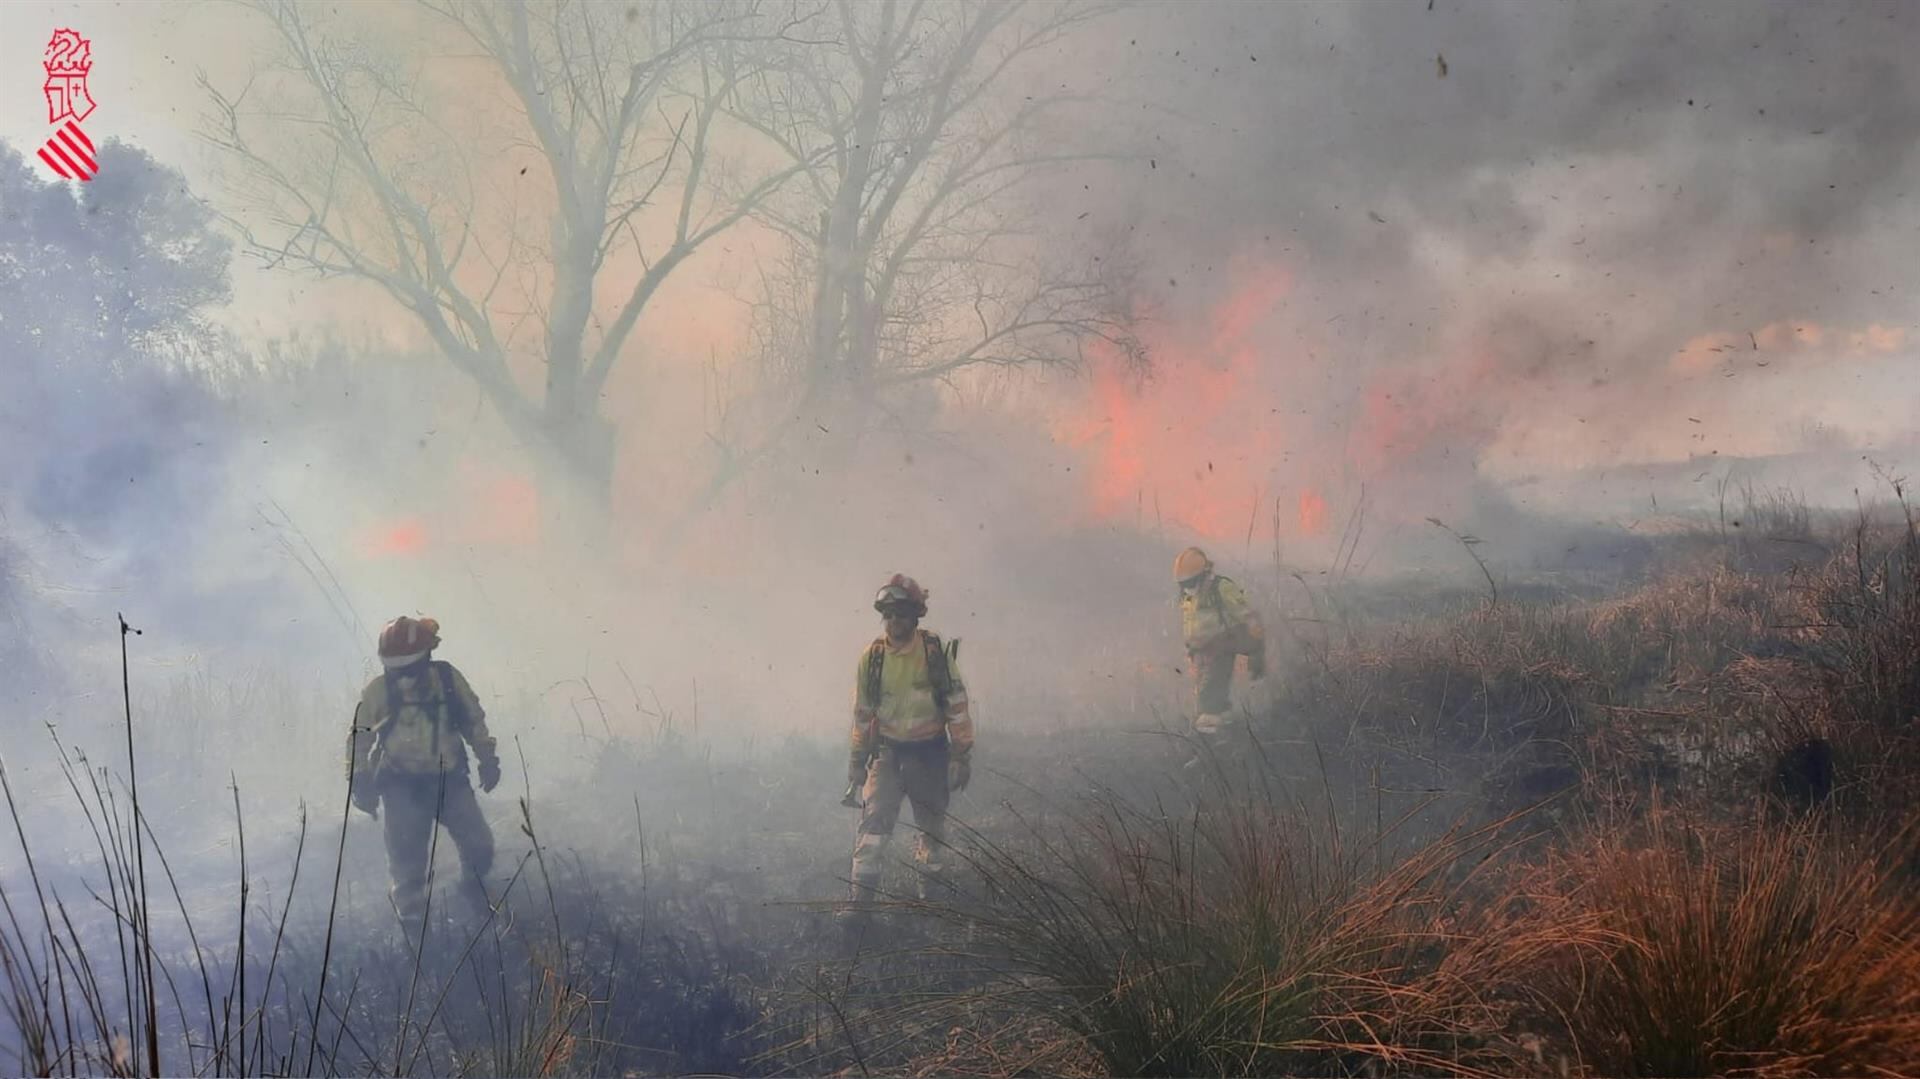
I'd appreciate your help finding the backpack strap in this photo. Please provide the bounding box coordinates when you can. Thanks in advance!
[384,670,403,728]
[1205,575,1244,629]
[861,639,887,715]
[922,632,953,717]
[863,634,957,734]
[432,661,468,733]
[380,658,429,732]
[433,660,485,771]
[377,658,450,765]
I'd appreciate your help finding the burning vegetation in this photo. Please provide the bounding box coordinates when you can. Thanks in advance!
[3,0,1920,1077]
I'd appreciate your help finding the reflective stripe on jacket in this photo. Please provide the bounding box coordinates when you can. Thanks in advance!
[850,629,974,756]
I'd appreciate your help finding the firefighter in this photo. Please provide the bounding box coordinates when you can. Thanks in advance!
[1174,547,1268,736]
[348,616,502,935]
[841,574,974,918]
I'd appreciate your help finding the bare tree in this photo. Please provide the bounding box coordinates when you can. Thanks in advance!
[694,0,1144,508]
[199,0,809,520]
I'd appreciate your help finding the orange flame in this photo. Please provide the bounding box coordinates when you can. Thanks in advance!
[1298,488,1328,536]
[1350,349,1501,481]
[1058,262,1296,541]
[354,466,543,561]
[1670,320,1908,375]
[362,519,428,558]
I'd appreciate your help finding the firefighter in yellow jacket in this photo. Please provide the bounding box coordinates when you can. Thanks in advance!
[842,575,974,916]
[1175,547,1268,735]
[348,616,502,930]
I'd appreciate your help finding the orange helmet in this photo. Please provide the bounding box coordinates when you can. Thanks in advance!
[378,615,441,658]
[1173,547,1212,584]
[873,574,929,617]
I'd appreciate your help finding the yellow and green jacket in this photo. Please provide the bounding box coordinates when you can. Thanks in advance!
[350,660,497,778]
[850,629,974,758]
[1181,573,1265,656]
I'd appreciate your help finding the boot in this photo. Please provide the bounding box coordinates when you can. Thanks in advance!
[914,837,953,903]
[456,874,495,924]
[917,870,958,903]
[837,881,879,924]
[394,908,447,966]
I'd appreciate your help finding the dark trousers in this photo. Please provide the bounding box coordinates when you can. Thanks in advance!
[1192,648,1238,718]
[850,738,950,897]
[378,771,494,924]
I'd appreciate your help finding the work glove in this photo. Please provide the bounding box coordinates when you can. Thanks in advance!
[948,753,972,793]
[477,757,502,793]
[842,757,868,808]
[351,781,380,819]
[1248,650,1269,682]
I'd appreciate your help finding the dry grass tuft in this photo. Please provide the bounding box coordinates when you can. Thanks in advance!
[1514,806,1920,1077]
[919,772,1587,1078]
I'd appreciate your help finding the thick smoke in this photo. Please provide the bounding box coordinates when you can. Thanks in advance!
[1,1,1917,795]
[1031,0,1920,560]
[0,10,1916,1050]
[0,142,243,658]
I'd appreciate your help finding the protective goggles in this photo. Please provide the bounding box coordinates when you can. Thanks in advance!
[874,586,924,615]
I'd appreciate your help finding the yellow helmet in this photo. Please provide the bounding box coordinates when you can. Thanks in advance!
[1173,547,1212,584]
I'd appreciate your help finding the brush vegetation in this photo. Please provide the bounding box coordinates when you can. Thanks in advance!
[2,490,1918,1076]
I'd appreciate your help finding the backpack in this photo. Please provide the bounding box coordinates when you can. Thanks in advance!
[1202,574,1224,612]
[861,632,959,728]
[373,660,469,773]
[1185,575,1259,655]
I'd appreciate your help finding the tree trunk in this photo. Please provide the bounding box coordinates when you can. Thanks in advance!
[530,226,616,544]
[810,11,891,391]
[530,408,615,551]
